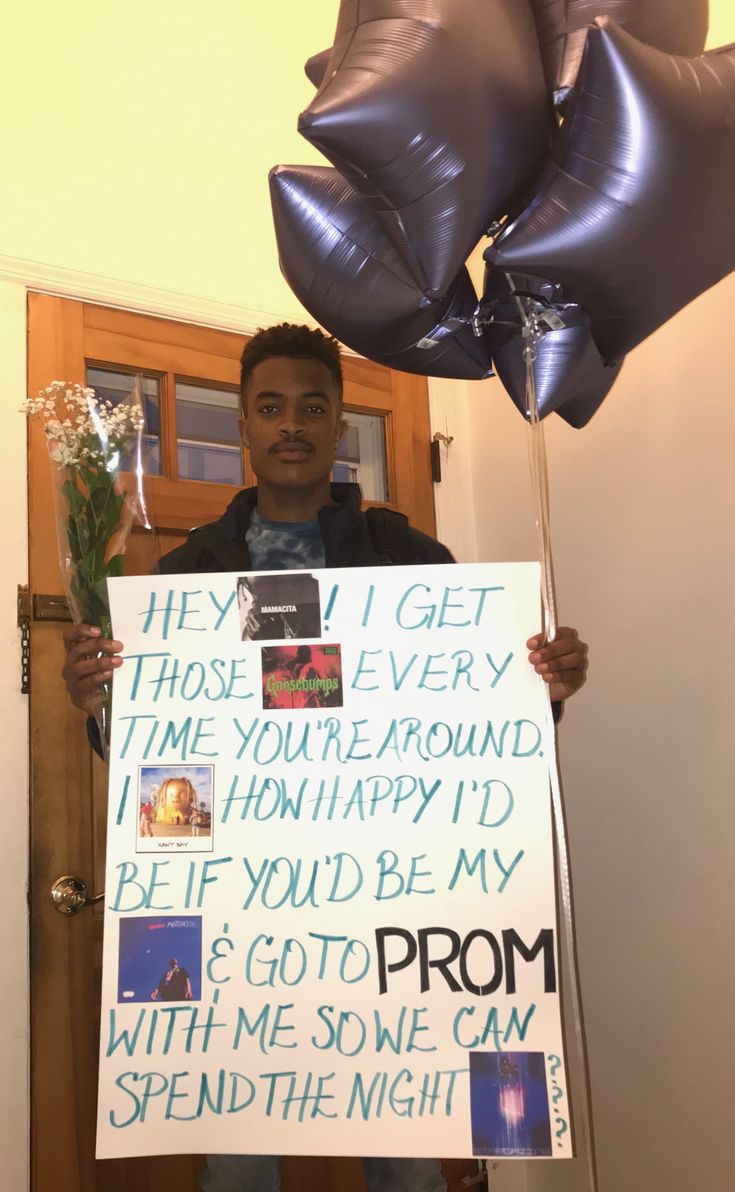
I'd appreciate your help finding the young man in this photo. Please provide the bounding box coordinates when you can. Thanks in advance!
[63,323,588,1192]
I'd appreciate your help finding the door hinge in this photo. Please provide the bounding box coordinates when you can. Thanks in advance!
[17,588,72,695]
[17,584,30,695]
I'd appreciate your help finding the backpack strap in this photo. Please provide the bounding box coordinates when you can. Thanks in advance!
[365,506,421,565]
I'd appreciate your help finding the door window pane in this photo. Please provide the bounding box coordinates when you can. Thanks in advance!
[86,366,161,474]
[176,381,243,485]
[334,412,388,501]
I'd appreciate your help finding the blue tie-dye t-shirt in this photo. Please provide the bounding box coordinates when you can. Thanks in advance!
[246,509,325,571]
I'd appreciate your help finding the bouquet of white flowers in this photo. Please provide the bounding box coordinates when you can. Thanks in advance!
[25,379,150,756]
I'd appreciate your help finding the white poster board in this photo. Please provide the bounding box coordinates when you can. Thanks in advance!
[97,563,572,1161]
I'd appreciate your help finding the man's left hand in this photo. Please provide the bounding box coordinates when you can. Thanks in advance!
[527,626,588,703]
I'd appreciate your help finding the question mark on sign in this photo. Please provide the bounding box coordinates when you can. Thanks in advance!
[547,1053,567,1146]
[555,1117,568,1145]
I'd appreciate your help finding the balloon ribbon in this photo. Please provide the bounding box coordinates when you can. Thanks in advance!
[504,274,599,1192]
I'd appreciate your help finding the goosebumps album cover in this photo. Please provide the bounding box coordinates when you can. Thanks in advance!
[261,644,343,710]
[237,573,321,641]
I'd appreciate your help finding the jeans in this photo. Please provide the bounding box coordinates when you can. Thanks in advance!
[201,1154,446,1192]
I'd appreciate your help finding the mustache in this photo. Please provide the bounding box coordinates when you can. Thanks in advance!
[270,438,315,454]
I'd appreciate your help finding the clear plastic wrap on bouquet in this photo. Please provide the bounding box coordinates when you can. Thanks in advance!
[25,379,156,759]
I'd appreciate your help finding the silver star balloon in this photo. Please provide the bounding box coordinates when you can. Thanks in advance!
[304,48,330,89]
[297,0,551,298]
[531,0,709,104]
[483,271,623,427]
[487,19,735,362]
[269,164,493,380]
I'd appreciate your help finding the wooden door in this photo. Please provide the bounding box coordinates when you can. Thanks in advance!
[27,294,476,1192]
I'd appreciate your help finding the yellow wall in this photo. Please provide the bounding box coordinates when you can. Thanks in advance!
[0,0,333,319]
[2,0,732,317]
[709,3,734,43]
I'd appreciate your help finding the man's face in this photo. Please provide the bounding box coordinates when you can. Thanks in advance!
[241,356,344,493]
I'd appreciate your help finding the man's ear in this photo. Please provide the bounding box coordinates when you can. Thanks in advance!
[335,414,347,445]
[239,414,249,449]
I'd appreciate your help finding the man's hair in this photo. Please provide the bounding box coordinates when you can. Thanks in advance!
[240,323,343,412]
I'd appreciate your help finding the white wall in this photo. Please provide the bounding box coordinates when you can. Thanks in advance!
[0,280,30,1189]
[459,169,735,1192]
[462,273,735,1192]
[457,12,735,1187]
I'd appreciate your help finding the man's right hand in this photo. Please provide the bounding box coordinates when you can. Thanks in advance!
[62,624,124,715]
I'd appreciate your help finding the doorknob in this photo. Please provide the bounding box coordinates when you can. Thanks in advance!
[50,875,105,916]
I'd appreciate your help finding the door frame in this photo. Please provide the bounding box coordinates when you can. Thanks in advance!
[25,292,463,1192]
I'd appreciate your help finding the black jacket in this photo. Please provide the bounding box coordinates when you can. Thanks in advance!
[158,483,454,573]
